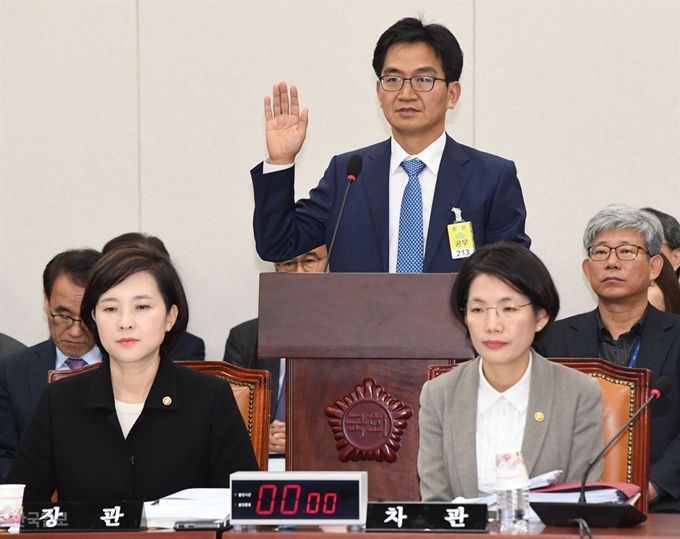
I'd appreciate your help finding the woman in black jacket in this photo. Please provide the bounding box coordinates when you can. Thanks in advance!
[9,246,258,502]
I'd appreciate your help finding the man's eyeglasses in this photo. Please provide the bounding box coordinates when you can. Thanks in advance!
[464,301,533,322]
[49,311,87,329]
[378,75,447,93]
[276,256,327,273]
[587,244,648,261]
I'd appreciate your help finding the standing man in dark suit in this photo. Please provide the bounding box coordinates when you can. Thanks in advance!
[534,204,680,512]
[0,249,102,482]
[224,245,328,454]
[252,17,529,273]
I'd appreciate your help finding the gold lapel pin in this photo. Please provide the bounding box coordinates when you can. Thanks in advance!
[534,412,545,422]
[162,396,172,406]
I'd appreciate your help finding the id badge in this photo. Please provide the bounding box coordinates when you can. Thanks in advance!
[447,220,475,260]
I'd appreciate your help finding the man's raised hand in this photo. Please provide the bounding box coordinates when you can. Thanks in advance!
[264,81,309,165]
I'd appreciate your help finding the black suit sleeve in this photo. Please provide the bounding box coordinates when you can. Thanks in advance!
[7,385,56,501]
[0,356,20,482]
[223,321,257,369]
[209,378,260,478]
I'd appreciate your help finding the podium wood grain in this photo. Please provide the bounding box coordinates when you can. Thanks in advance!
[258,273,475,501]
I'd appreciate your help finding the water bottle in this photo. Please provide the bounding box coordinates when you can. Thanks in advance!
[495,450,530,534]
[497,484,529,534]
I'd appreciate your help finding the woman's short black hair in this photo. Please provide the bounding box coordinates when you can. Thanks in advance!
[451,242,560,332]
[81,246,189,360]
[102,232,170,258]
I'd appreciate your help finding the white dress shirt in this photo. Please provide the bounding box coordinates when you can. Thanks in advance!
[388,132,446,272]
[475,355,532,495]
[278,358,285,401]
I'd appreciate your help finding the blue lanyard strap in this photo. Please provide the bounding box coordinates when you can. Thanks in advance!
[598,338,641,368]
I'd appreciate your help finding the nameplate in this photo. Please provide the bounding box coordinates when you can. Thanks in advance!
[366,502,488,532]
[21,502,142,531]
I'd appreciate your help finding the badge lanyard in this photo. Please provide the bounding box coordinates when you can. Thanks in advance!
[599,338,641,368]
[447,207,475,260]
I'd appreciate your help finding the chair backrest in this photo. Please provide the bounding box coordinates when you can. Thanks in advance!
[428,358,651,511]
[48,360,271,471]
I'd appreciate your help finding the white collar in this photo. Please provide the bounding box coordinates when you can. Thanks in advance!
[389,131,447,176]
[477,353,532,415]
[55,345,103,369]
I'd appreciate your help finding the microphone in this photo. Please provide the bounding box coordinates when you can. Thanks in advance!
[323,155,363,273]
[532,376,671,528]
[578,376,670,503]
[346,154,362,181]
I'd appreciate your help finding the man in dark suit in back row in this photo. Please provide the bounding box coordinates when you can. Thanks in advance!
[0,249,103,482]
[252,17,529,273]
[224,245,328,454]
[535,204,680,513]
[0,333,25,359]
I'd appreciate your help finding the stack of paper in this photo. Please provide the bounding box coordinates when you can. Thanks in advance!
[142,488,230,529]
[452,472,641,524]
[530,482,641,504]
[529,470,562,489]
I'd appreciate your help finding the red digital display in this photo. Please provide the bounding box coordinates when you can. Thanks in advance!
[231,479,360,521]
[254,484,338,515]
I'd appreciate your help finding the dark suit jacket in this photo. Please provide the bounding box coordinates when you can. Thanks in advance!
[534,306,680,503]
[0,333,25,359]
[167,332,206,360]
[7,358,258,501]
[252,135,530,272]
[224,318,280,420]
[0,339,56,482]
[0,332,205,483]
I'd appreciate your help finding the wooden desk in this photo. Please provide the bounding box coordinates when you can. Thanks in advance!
[222,513,680,537]
[4,532,214,538]
[4,515,678,538]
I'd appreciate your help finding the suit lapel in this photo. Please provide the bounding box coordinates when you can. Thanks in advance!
[565,310,600,358]
[451,359,480,497]
[424,136,472,272]
[358,140,391,272]
[638,306,676,374]
[27,340,57,406]
[522,355,554,476]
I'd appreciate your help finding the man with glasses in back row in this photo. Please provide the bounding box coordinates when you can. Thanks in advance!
[251,17,529,274]
[0,249,102,482]
[535,204,680,513]
[224,245,328,456]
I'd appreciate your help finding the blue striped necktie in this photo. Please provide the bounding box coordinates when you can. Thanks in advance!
[274,376,286,422]
[397,158,427,273]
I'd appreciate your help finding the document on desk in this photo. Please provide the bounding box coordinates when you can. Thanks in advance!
[452,470,564,523]
[142,488,230,529]
[530,482,641,504]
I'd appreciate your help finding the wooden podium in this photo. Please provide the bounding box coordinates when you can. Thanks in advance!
[258,272,474,501]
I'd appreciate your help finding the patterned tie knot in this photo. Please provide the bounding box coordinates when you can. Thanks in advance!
[65,357,88,370]
[401,158,426,178]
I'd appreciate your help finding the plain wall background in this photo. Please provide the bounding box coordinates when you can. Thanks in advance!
[1,0,678,360]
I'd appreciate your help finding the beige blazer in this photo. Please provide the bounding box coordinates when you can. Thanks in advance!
[418,351,604,501]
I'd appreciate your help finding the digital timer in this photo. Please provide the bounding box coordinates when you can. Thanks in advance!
[230,471,367,526]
